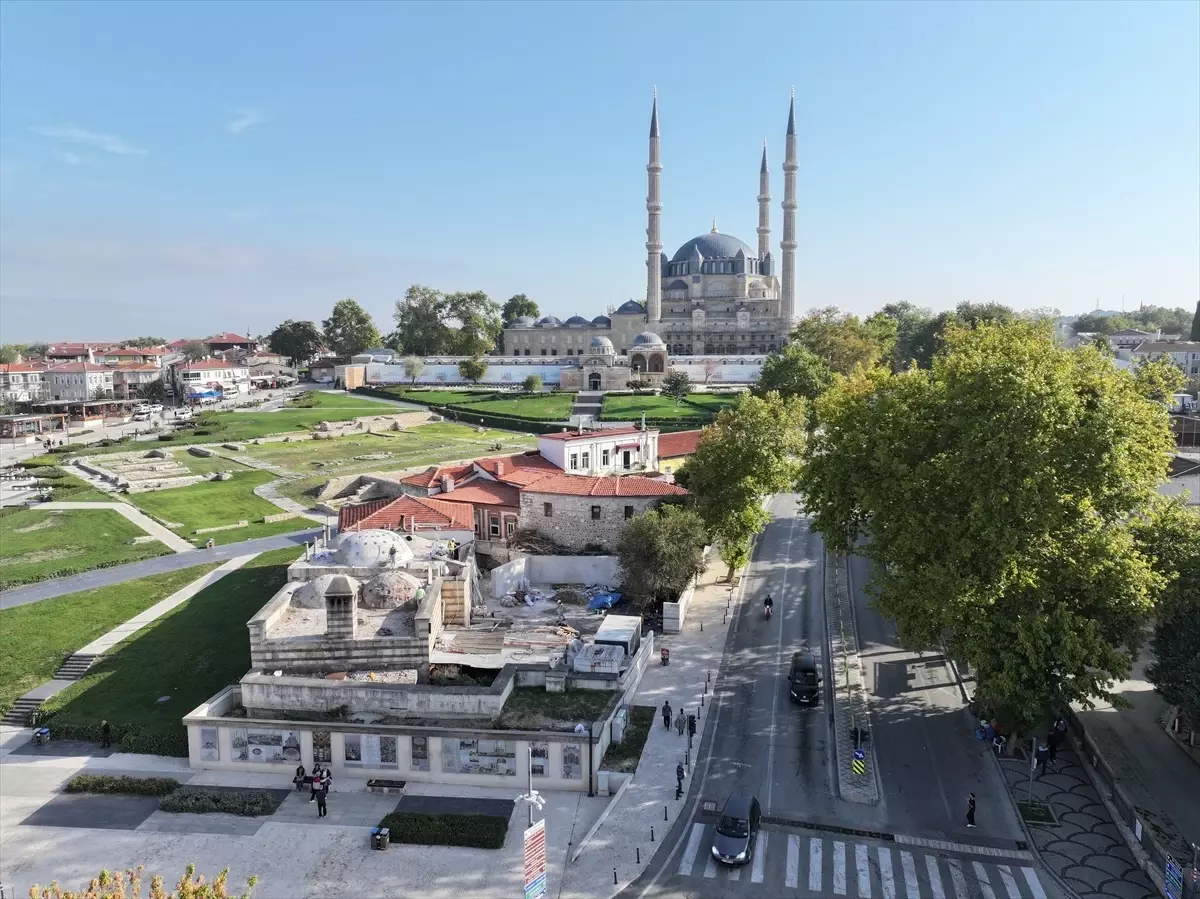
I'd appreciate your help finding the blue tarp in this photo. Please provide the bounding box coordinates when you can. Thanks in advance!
[188,389,220,399]
[587,592,623,612]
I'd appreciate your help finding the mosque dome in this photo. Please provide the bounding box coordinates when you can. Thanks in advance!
[333,529,415,568]
[671,231,754,263]
[591,315,611,326]
[538,315,561,326]
[615,300,646,315]
[565,315,590,326]
[512,316,535,328]
[632,332,665,348]
[589,336,615,352]
[292,573,363,610]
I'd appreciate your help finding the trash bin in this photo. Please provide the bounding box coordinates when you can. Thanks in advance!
[371,827,389,850]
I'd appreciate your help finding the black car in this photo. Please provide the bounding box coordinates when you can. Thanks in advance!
[788,650,821,704]
[710,793,761,866]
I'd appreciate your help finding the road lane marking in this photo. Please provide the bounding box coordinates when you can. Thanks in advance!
[807,836,821,892]
[1022,867,1047,899]
[900,851,919,898]
[751,832,766,883]
[973,861,996,899]
[877,846,895,899]
[856,843,872,898]
[997,865,1021,899]
[893,834,1035,861]
[678,823,704,876]
[833,841,847,895]
[728,864,740,881]
[925,854,946,899]
[702,856,717,879]
[765,513,799,813]
[785,834,800,888]
[946,859,969,899]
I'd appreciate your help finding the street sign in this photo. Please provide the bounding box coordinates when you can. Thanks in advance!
[1164,855,1183,899]
[524,819,547,899]
[851,747,866,776]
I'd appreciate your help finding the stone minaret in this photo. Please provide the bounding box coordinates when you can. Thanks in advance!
[781,90,798,323]
[757,140,771,260]
[645,90,663,324]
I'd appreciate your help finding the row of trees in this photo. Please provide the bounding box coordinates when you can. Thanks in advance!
[1071,303,1199,338]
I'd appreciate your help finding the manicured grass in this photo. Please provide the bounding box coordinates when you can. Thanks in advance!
[0,563,221,715]
[125,470,287,538]
[452,392,575,420]
[600,705,657,773]
[683,391,745,411]
[170,451,253,476]
[40,547,302,747]
[198,518,315,547]
[0,508,173,591]
[21,458,113,501]
[600,392,738,421]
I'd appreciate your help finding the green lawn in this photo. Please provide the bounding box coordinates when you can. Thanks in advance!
[40,547,302,750]
[600,392,737,421]
[370,387,575,421]
[0,508,173,591]
[125,470,298,545]
[0,563,222,716]
[21,458,113,501]
[170,450,254,476]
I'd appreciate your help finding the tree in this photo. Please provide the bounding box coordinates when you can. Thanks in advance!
[616,505,708,609]
[91,385,113,400]
[702,359,719,385]
[136,379,167,402]
[790,307,893,376]
[403,356,425,385]
[1090,334,1115,356]
[501,293,540,326]
[458,357,488,384]
[266,320,323,366]
[1125,305,1194,336]
[180,341,208,362]
[1133,356,1185,404]
[443,290,503,357]
[391,285,449,356]
[1191,301,1200,341]
[522,373,543,393]
[322,299,381,358]
[0,343,28,363]
[661,369,692,405]
[1071,312,1120,335]
[754,343,834,403]
[867,303,934,371]
[121,336,167,348]
[26,342,49,359]
[799,321,1175,733]
[686,391,807,579]
[30,863,257,899]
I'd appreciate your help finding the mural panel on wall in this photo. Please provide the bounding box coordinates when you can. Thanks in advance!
[344,733,399,769]
[562,742,582,780]
[199,727,219,762]
[441,738,517,776]
[411,736,430,772]
[231,728,301,764]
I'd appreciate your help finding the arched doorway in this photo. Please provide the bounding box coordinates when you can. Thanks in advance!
[630,353,647,373]
[589,372,602,390]
[649,353,664,373]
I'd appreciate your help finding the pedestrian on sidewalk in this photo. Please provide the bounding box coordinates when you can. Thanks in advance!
[1052,716,1067,748]
[675,708,686,736]
[1035,740,1049,777]
[662,700,673,730]
[100,720,111,749]
[316,779,328,818]
[676,762,685,799]
[1045,731,1058,772]
[309,764,323,802]
[966,792,976,828]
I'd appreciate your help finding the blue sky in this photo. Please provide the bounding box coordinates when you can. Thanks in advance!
[1,0,1197,341]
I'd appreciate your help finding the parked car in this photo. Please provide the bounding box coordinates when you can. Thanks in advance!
[148,403,164,413]
[710,794,761,866]
[134,411,151,422]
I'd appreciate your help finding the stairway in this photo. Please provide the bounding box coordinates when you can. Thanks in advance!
[2,697,44,727]
[54,653,99,680]
[570,391,604,422]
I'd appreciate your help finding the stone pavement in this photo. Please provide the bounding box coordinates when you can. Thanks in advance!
[558,557,737,898]
[998,745,1157,899]
[33,500,196,553]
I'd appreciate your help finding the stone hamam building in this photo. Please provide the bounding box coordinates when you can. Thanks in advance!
[501,91,800,374]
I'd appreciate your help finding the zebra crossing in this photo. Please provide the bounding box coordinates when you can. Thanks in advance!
[674,822,1050,898]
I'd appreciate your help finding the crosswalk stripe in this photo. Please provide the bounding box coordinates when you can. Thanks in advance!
[856,843,872,898]
[808,836,822,892]
[926,854,946,899]
[947,859,969,899]
[833,841,848,895]
[997,864,1021,899]
[750,832,766,883]
[785,834,800,888]
[702,855,717,879]
[901,851,919,898]
[878,847,896,899]
[678,823,705,876]
[973,861,996,899]
[1022,866,1047,899]
[728,863,740,881]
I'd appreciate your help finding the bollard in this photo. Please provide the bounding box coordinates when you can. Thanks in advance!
[613,868,618,886]
[637,847,641,864]
[686,750,690,768]
[665,805,669,821]
[651,826,655,842]
[701,693,705,708]
[700,620,703,632]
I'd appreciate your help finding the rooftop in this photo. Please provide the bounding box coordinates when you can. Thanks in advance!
[521,472,687,497]
[539,426,652,442]
[180,359,250,371]
[658,429,704,458]
[347,494,475,532]
[1134,341,1200,353]
[208,332,253,344]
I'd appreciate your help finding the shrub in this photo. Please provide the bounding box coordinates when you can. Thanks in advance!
[28,863,258,899]
[158,434,175,442]
[160,787,281,817]
[65,774,180,796]
[380,810,509,849]
[34,719,190,757]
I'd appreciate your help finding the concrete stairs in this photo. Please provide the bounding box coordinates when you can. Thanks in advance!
[54,653,99,680]
[2,696,44,727]
[570,391,604,421]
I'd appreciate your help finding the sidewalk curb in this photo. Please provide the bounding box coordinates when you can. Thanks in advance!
[570,775,632,863]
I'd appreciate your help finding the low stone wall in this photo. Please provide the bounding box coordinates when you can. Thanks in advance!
[249,634,430,673]
[662,549,709,634]
[263,511,297,523]
[490,554,621,598]
[196,520,249,535]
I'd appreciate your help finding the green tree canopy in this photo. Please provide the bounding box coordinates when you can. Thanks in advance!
[753,343,835,403]
[391,286,501,357]
[866,302,934,372]
[402,356,425,385]
[266,320,323,365]
[522,373,543,393]
[444,290,503,356]
[120,336,167,348]
[0,344,27,363]
[180,341,208,362]
[322,299,381,357]
[790,307,893,375]
[616,504,708,609]
[686,391,806,577]
[1133,356,1185,404]
[501,293,540,326]
[1071,312,1126,335]
[458,357,488,384]
[799,322,1175,732]
[661,369,692,405]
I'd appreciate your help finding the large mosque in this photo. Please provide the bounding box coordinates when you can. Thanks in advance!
[501,92,800,390]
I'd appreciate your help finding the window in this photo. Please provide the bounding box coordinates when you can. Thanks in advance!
[541,348,547,356]
[569,453,578,470]
[601,449,610,466]
[625,505,634,520]
[581,452,590,468]
[505,518,516,538]
[489,516,500,537]
[543,502,553,517]
[591,505,601,520]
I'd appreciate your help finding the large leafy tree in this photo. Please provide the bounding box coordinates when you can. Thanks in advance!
[180,341,208,362]
[266,320,323,365]
[0,343,27,363]
[501,293,540,326]
[444,290,503,357]
[391,286,502,357]
[390,285,447,356]
[322,299,381,357]
[616,504,708,609]
[1133,356,1185,404]
[790,307,893,376]
[1071,312,1125,335]
[800,322,1175,732]
[754,343,835,403]
[458,357,488,384]
[402,356,425,385]
[867,302,934,372]
[661,369,692,405]
[686,391,806,578]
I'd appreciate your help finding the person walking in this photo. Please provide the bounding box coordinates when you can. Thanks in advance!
[100,720,111,749]
[676,763,685,799]
[315,776,328,818]
[309,764,322,802]
[662,701,673,730]
[675,708,686,736]
[1045,731,1058,773]
[1035,740,1049,777]
[966,792,976,828]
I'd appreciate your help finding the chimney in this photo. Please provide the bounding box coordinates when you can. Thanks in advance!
[440,474,455,493]
[494,461,505,477]
[324,576,358,640]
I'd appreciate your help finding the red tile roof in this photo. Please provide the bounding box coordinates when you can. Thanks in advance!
[0,363,46,373]
[45,362,113,373]
[438,481,520,507]
[520,473,687,497]
[402,462,476,489]
[207,332,252,344]
[476,452,558,485]
[180,359,249,371]
[46,343,105,356]
[112,363,162,372]
[102,347,168,357]
[344,495,474,533]
[539,426,653,442]
[658,429,703,458]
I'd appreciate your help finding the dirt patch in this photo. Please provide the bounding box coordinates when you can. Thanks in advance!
[12,518,58,534]
[0,547,73,566]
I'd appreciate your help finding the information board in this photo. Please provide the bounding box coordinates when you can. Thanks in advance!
[524,819,547,899]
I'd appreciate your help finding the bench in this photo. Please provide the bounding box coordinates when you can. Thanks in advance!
[366,779,406,795]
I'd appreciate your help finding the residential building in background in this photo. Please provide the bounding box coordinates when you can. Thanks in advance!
[169,359,251,398]
[0,363,47,403]
[206,332,257,353]
[45,362,115,401]
[1131,341,1200,378]
[111,364,165,398]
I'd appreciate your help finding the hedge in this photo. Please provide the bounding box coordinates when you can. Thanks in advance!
[379,810,509,849]
[160,786,281,817]
[65,774,180,796]
[34,718,190,757]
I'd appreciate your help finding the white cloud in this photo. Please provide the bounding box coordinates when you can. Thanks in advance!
[59,151,87,166]
[226,108,267,134]
[30,124,148,156]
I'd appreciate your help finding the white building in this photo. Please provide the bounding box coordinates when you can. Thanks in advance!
[45,362,115,401]
[536,426,659,475]
[172,359,251,397]
[112,364,165,398]
[0,364,47,403]
[1131,341,1200,379]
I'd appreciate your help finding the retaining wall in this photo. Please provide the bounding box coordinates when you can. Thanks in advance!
[490,554,621,598]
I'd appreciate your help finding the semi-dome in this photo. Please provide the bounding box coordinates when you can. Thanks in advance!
[633,332,665,347]
[591,315,611,326]
[333,529,414,568]
[361,570,422,610]
[292,573,363,610]
[538,315,561,326]
[671,232,754,263]
[564,315,589,326]
[589,336,615,350]
[615,300,646,314]
[512,316,535,328]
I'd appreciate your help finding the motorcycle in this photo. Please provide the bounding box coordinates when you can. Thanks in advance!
[764,603,773,619]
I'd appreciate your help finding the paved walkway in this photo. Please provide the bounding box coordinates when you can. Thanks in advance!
[0,528,318,609]
[998,746,1156,899]
[33,500,196,553]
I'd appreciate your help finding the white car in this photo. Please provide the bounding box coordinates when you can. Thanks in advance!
[148,403,164,413]
[175,408,194,420]
[134,404,150,413]
[134,411,151,422]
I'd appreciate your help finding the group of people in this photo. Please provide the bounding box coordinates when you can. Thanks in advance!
[661,701,695,739]
[293,763,332,817]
